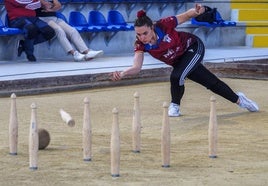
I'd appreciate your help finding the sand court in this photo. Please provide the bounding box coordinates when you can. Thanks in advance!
[0,79,267,186]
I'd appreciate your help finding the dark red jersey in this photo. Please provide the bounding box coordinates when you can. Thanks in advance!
[5,0,41,21]
[134,16,197,66]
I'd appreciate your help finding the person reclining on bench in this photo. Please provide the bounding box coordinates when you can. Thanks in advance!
[36,0,103,61]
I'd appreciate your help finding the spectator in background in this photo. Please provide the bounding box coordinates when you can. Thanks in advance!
[4,0,56,61]
[35,0,103,61]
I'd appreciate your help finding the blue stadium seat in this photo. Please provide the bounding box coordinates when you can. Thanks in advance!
[69,11,106,32]
[107,10,134,31]
[88,10,121,31]
[191,18,236,27]
[191,10,236,28]
[0,16,23,35]
[56,12,68,23]
[88,11,107,27]
[69,11,91,32]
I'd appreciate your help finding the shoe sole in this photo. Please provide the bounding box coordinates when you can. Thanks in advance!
[168,115,180,117]
[74,56,86,62]
[85,51,104,61]
[168,113,180,117]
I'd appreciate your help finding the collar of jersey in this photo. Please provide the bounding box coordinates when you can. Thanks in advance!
[144,26,165,51]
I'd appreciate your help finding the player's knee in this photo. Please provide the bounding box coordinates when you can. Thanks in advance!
[42,26,55,40]
[69,27,79,37]
[54,27,65,38]
[25,24,38,39]
[170,73,184,86]
[170,73,179,82]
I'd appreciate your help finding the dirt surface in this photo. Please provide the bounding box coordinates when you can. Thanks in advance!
[0,78,267,186]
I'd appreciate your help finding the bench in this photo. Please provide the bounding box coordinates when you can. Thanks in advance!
[0,18,23,36]
[1,9,133,45]
[191,8,236,40]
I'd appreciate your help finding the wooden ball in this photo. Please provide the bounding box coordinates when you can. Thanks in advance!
[38,128,50,150]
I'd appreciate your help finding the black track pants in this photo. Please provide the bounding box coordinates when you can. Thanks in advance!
[170,38,239,105]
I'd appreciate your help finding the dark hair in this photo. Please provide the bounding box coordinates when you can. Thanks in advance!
[134,10,153,27]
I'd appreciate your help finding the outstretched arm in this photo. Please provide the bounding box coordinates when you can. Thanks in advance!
[176,3,205,24]
[112,52,144,81]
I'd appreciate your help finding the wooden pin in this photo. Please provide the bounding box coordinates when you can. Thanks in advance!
[9,93,18,155]
[161,102,170,168]
[111,108,120,177]
[208,96,218,158]
[132,91,141,153]
[29,103,38,170]
[83,97,92,161]
[59,109,75,127]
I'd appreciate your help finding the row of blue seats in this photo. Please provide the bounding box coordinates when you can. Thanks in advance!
[0,10,134,36]
[64,10,134,32]
[1,10,237,36]
[55,0,193,14]
[191,18,236,28]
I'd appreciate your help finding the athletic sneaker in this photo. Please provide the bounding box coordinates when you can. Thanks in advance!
[73,51,85,61]
[84,50,103,60]
[27,54,36,62]
[168,102,181,117]
[237,92,259,112]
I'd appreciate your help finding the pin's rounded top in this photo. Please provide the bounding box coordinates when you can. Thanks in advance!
[112,108,118,114]
[11,93,16,98]
[210,96,216,102]
[84,97,89,103]
[134,91,139,98]
[163,102,169,108]
[31,103,37,109]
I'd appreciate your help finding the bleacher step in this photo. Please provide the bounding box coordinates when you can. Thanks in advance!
[231,9,268,21]
[231,3,268,9]
[246,27,268,34]
[246,34,268,47]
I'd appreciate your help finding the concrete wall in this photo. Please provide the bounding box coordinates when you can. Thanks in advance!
[0,1,246,61]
